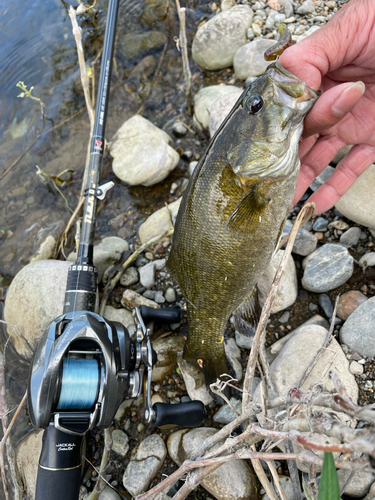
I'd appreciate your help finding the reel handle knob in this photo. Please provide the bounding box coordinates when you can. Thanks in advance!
[150,401,206,428]
[140,306,181,325]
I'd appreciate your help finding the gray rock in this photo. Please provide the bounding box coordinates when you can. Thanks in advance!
[359,252,375,269]
[258,250,298,313]
[278,311,290,323]
[313,217,328,231]
[123,434,167,497]
[118,31,167,60]
[15,430,43,499]
[165,287,177,303]
[310,165,334,191]
[192,6,254,71]
[139,262,156,288]
[297,0,315,14]
[265,10,285,29]
[282,219,317,256]
[193,85,242,130]
[112,429,130,457]
[68,236,129,282]
[177,353,213,405]
[233,38,276,79]
[114,399,134,421]
[138,198,181,244]
[172,121,188,137]
[154,291,165,303]
[104,306,136,339]
[143,290,156,300]
[336,164,375,229]
[4,260,71,361]
[213,397,242,424]
[338,468,375,498]
[209,89,244,137]
[152,336,185,382]
[120,266,139,286]
[96,486,121,500]
[154,258,166,270]
[302,244,354,293]
[284,2,294,17]
[318,293,333,319]
[340,226,362,247]
[262,475,300,500]
[235,329,254,349]
[350,360,364,375]
[225,338,242,381]
[267,314,329,362]
[221,0,236,10]
[340,297,375,357]
[167,427,258,500]
[108,115,179,187]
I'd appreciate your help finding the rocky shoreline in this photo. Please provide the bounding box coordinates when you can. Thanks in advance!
[3,0,375,498]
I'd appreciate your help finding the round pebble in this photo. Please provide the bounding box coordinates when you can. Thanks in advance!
[340,297,375,357]
[336,290,368,321]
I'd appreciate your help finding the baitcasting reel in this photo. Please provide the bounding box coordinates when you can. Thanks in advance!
[28,305,206,500]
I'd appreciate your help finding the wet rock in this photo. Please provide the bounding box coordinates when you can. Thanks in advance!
[225,338,242,381]
[192,6,254,71]
[302,244,354,293]
[193,85,242,130]
[109,115,179,187]
[340,226,362,247]
[168,427,259,500]
[118,31,167,60]
[336,290,368,321]
[139,262,156,288]
[68,236,129,282]
[4,260,71,361]
[258,250,298,314]
[213,397,242,424]
[104,306,136,339]
[177,353,213,405]
[359,252,375,270]
[313,217,328,232]
[282,219,317,256]
[152,336,185,382]
[138,197,181,244]
[15,430,43,499]
[267,314,329,362]
[338,468,375,498]
[233,38,275,79]
[121,289,160,310]
[126,55,157,92]
[318,293,333,319]
[297,0,315,14]
[350,360,364,375]
[112,429,130,457]
[30,234,57,262]
[263,475,300,500]
[335,164,375,229]
[120,266,139,287]
[340,297,375,357]
[141,0,173,24]
[209,89,244,137]
[123,434,167,497]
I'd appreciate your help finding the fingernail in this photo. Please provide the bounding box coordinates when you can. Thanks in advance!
[332,81,365,116]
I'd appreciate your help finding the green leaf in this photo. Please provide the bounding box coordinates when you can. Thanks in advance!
[318,452,340,500]
[176,367,181,375]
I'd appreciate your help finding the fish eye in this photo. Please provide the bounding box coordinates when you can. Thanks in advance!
[246,95,264,114]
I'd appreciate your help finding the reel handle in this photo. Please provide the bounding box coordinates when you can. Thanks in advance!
[35,425,83,500]
[140,306,181,325]
[150,401,206,427]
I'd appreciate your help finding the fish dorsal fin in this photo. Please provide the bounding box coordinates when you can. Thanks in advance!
[233,286,260,338]
[226,174,271,231]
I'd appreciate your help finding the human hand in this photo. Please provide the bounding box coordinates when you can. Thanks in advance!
[278,0,375,214]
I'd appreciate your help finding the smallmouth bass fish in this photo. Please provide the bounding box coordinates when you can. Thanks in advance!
[168,62,318,391]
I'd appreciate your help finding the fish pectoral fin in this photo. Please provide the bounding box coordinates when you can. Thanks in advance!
[226,182,270,231]
[233,286,260,338]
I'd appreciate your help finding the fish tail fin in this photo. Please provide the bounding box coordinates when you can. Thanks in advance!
[184,343,231,402]
[233,285,260,339]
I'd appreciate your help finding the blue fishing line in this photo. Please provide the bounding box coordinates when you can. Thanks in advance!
[57,358,99,410]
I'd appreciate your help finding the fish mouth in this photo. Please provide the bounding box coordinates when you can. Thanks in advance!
[267,62,320,113]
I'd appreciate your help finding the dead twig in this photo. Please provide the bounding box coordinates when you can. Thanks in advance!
[90,428,113,500]
[175,0,193,114]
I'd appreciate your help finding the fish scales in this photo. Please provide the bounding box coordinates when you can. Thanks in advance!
[168,62,318,390]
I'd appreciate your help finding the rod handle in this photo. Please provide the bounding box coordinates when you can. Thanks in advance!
[152,401,206,427]
[35,464,82,500]
[140,306,181,325]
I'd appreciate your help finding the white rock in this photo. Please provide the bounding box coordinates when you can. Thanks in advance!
[209,89,244,137]
[294,24,320,43]
[104,305,136,339]
[138,198,182,244]
[192,6,254,71]
[168,427,258,499]
[359,252,375,269]
[350,360,364,375]
[257,250,298,313]
[335,164,375,229]
[123,434,167,497]
[193,85,243,130]
[152,336,185,382]
[108,115,179,187]
[139,262,156,288]
[233,38,275,80]
[177,353,213,405]
[121,289,160,310]
[68,236,129,282]
[4,260,71,361]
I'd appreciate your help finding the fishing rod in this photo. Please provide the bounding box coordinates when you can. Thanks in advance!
[27,2,205,499]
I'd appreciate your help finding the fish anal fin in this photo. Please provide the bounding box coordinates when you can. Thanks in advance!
[233,286,261,338]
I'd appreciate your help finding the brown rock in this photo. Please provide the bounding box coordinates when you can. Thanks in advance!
[337,290,368,321]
